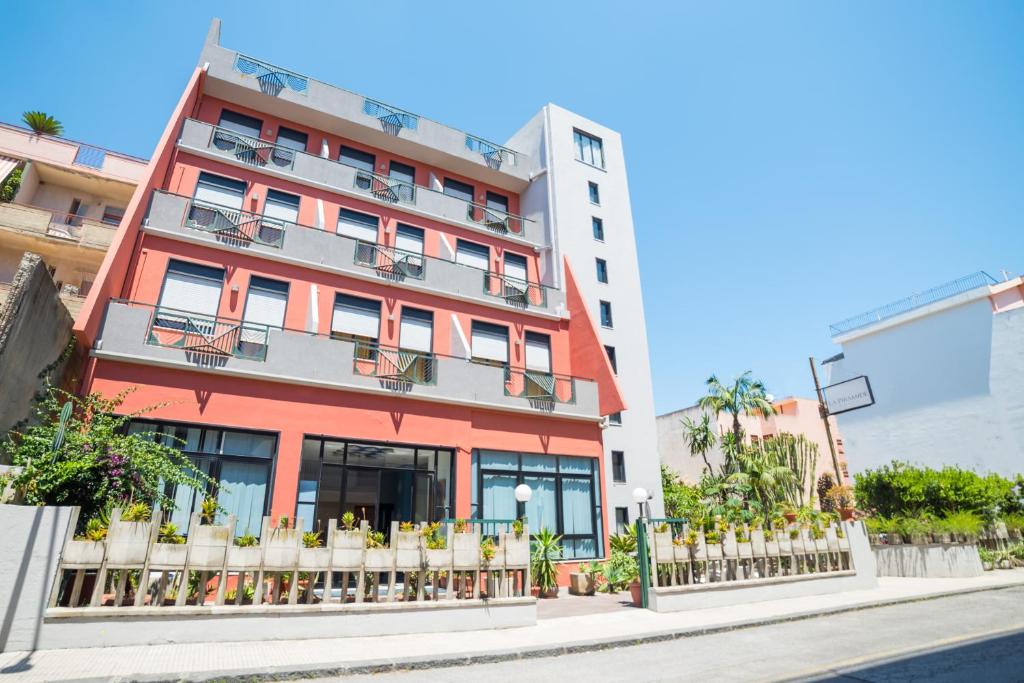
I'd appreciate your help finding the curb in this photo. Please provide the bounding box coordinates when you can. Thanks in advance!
[114,581,1024,683]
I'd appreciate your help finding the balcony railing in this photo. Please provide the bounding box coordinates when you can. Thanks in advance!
[353,240,426,280]
[484,271,548,309]
[209,125,296,170]
[185,198,287,248]
[466,202,524,236]
[829,271,998,336]
[147,305,272,362]
[353,341,437,385]
[352,168,417,205]
[362,98,419,136]
[465,135,517,170]
[233,54,309,96]
[503,366,576,405]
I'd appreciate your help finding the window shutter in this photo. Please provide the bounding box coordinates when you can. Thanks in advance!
[525,332,551,372]
[194,173,245,210]
[244,279,288,328]
[504,253,528,282]
[337,209,379,242]
[331,295,380,339]
[471,322,508,363]
[456,240,490,271]
[400,308,433,352]
[395,224,424,254]
[159,262,224,316]
[263,190,299,223]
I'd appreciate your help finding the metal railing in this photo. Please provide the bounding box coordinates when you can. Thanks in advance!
[353,240,426,280]
[466,202,525,236]
[465,134,517,170]
[829,271,998,336]
[233,54,309,96]
[352,169,417,205]
[208,125,297,170]
[483,271,548,308]
[503,366,576,405]
[353,341,437,385]
[185,198,288,248]
[146,305,272,361]
[362,98,419,136]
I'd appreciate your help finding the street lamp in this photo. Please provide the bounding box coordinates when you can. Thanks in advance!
[632,487,649,520]
[514,483,532,532]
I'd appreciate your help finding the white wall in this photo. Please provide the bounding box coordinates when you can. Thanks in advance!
[826,301,1024,476]
[510,104,665,531]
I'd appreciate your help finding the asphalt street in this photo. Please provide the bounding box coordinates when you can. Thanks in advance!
[312,586,1024,682]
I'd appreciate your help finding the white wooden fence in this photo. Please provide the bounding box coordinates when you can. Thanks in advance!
[50,508,530,610]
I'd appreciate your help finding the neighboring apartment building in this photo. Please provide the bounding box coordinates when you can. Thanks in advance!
[823,270,1024,477]
[73,20,656,570]
[657,398,847,488]
[0,122,146,316]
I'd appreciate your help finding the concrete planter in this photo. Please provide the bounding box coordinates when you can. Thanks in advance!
[62,539,105,566]
[188,523,232,571]
[395,530,422,570]
[873,542,984,578]
[262,526,302,570]
[226,545,262,570]
[502,532,529,567]
[298,547,331,571]
[148,542,188,568]
[426,547,451,571]
[568,572,596,596]
[106,520,153,567]
[363,547,393,572]
[330,529,365,570]
[452,532,480,570]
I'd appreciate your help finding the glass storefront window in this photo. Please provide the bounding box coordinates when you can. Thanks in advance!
[475,450,603,560]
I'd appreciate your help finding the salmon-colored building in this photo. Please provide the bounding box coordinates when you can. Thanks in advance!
[74,20,626,570]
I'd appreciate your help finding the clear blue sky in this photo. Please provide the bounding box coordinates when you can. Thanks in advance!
[4,2,1022,413]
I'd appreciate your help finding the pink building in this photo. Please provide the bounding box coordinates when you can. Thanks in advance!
[656,396,848,489]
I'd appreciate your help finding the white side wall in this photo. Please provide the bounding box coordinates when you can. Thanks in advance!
[510,104,664,531]
[826,301,1024,476]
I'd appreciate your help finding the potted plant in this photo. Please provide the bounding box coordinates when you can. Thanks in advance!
[978,548,996,571]
[569,561,600,596]
[781,504,798,524]
[825,485,856,521]
[530,528,563,598]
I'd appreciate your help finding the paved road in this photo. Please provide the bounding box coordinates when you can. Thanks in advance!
[315,587,1024,682]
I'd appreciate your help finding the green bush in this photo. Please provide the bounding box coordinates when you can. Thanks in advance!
[854,461,1022,520]
[661,465,704,521]
[0,167,22,202]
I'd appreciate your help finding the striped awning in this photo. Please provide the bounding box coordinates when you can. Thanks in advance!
[0,155,19,185]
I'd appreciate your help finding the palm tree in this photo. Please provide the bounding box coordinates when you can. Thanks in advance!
[727,443,799,513]
[681,413,717,474]
[697,372,776,449]
[22,111,63,136]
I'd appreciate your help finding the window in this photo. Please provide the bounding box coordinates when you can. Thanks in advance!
[100,205,124,226]
[337,208,379,243]
[297,437,454,532]
[331,294,381,356]
[592,217,604,241]
[263,189,299,223]
[525,331,551,373]
[443,177,474,203]
[400,307,433,352]
[604,345,617,374]
[339,145,376,173]
[128,420,276,537]
[588,181,600,205]
[158,260,224,316]
[241,276,287,356]
[503,252,528,283]
[485,191,508,214]
[615,507,630,534]
[275,126,308,152]
[608,412,622,426]
[218,109,263,138]
[599,300,613,327]
[389,161,415,185]
[394,224,425,278]
[596,258,608,283]
[194,172,245,210]
[471,321,508,366]
[476,450,603,559]
[612,451,626,483]
[573,129,605,168]
[243,276,288,329]
[455,239,490,271]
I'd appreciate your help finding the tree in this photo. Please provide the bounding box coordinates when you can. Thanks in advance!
[1,386,210,526]
[22,111,63,136]
[698,372,776,449]
[680,413,716,474]
[661,465,704,520]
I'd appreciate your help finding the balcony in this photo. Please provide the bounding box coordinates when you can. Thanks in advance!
[200,42,532,189]
[146,191,565,317]
[178,119,542,246]
[96,300,599,420]
[0,202,116,250]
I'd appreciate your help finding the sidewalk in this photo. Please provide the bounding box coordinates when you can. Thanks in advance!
[2,571,1023,683]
